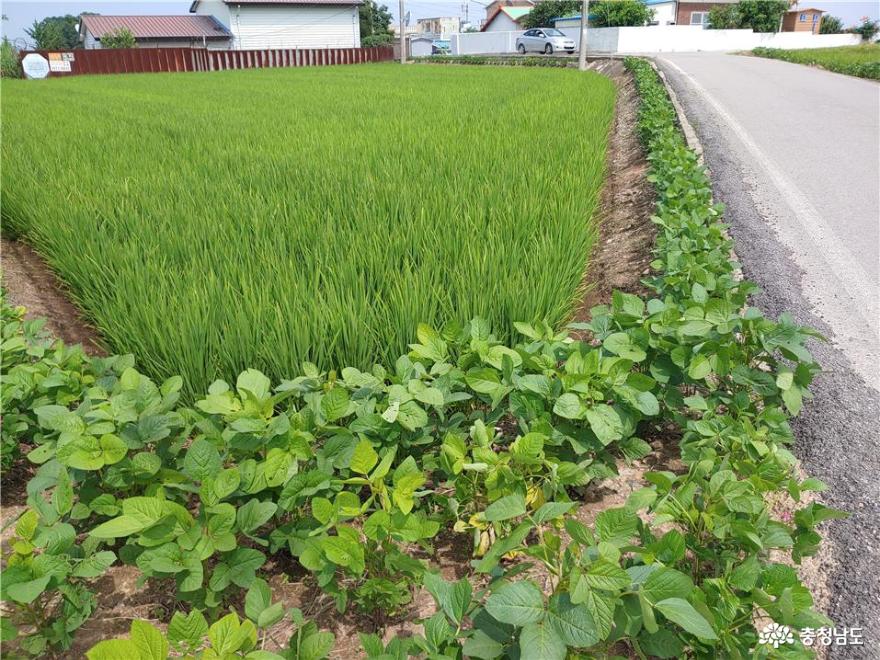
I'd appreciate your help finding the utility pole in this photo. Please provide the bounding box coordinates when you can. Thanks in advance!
[399,0,407,64]
[578,0,589,71]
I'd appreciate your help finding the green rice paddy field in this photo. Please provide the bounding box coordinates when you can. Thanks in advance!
[1,64,615,393]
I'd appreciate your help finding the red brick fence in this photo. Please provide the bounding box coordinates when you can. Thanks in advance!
[20,45,395,77]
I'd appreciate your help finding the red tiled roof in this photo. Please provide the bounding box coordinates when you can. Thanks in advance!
[81,15,231,40]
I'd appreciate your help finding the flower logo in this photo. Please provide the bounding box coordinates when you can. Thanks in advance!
[759,623,795,648]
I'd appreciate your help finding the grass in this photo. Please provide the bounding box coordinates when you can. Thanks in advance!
[1,64,615,394]
[752,43,880,79]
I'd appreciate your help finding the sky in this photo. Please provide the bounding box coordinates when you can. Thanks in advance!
[2,0,878,45]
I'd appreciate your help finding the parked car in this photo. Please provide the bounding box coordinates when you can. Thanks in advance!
[516,28,576,55]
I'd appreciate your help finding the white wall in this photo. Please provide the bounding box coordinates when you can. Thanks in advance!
[193,1,232,25]
[451,25,861,55]
[484,12,522,33]
[224,4,361,49]
[451,30,524,54]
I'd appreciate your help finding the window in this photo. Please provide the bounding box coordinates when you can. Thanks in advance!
[812,14,819,22]
[690,11,708,26]
[800,13,807,21]
[544,28,564,36]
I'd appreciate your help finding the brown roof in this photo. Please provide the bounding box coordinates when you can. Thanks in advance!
[81,15,231,40]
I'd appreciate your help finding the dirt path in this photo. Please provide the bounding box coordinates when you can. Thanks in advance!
[575,60,656,320]
[1,238,105,355]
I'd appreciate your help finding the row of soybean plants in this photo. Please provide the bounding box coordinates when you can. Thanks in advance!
[0,58,838,660]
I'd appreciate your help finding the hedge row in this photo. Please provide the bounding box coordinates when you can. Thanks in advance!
[752,46,880,80]
[0,58,838,660]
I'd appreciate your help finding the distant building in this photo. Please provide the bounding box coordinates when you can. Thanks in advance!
[676,0,739,27]
[481,6,532,32]
[189,0,362,49]
[782,8,824,34]
[484,0,535,19]
[416,16,460,38]
[646,0,678,25]
[79,15,232,49]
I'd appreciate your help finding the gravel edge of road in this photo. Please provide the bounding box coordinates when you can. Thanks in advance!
[655,56,880,659]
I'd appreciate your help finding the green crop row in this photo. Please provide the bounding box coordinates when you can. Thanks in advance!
[0,65,614,396]
[0,59,839,659]
[752,44,880,79]
[416,55,575,67]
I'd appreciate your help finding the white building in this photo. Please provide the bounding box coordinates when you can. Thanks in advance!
[189,0,362,50]
[416,16,461,38]
[481,6,531,32]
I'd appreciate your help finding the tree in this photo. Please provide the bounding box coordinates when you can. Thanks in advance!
[705,1,787,32]
[359,0,393,45]
[523,1,580,29]
[1,37,21,78]
[736,1,788,33]
[101,27,136,49]
[591,1,653,27]
[708,4,741,29]
[26,14,83,49]
[818,15,843,34]
[850,16,879,41]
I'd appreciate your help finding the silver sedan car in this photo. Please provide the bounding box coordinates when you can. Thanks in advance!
[516,28,576,55]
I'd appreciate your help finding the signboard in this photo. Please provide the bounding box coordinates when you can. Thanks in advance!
[48,52,72,72]
[21,53,50,79]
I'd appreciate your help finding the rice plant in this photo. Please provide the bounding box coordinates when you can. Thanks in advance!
[1,64,614,393]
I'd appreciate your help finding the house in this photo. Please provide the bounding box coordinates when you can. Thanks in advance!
[782,7,824,33]
[481,6,532,32]
[646,0,678,25]
[675,0,739,27]
[484,1,534,19]
[79,15,232,49]
[416,17,460,39]
[189,0,362,50]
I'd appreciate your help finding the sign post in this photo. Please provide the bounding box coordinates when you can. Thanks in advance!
[21,53,50,79]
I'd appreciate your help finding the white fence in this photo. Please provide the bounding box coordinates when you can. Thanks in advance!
[450,26,861,55]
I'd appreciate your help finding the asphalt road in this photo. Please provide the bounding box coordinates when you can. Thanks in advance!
[656,53,880,657]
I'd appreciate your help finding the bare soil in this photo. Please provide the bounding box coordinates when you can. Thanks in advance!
[1,238,105,355]
[575,60,656,322]
[0,63,661,658]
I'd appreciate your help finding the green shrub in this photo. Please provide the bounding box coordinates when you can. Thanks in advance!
[99,27,136,49]
[819,15,844,34]
[591,0,653,27]
[753,44,880,80]
[0,37,21,78]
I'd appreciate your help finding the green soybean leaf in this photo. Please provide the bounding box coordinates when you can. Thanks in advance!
[321,388,350,422]
[585,405,624,446]
[350,439,379,475]
[86,639,139,660]
[546,593,598,647]
[519,621,565,660]
[131,620,169,660]
[485,581,545,626]
[484,494,527,522]
[654,598,717,640]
